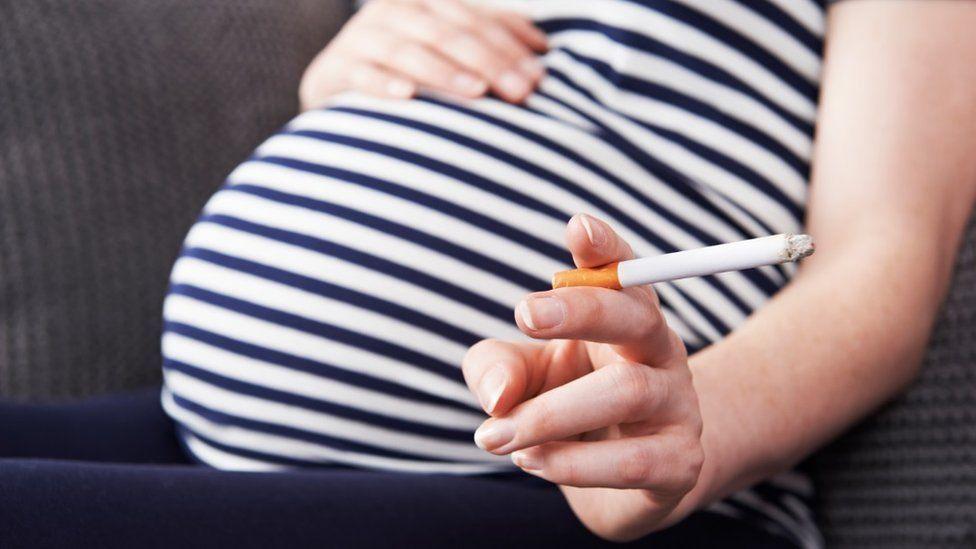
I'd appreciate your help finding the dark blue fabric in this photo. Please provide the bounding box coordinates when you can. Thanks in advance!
[0,390,798,548]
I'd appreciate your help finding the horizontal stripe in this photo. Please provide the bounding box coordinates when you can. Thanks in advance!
[165,370,495,463]
[169,284,464,382]
[534,1,817,121]
[164,295,478,406]
[181,430,286,472]
[297,107,769,315]
[167,359,477,443]
[548,30,812,160]
[202,190,535,305]
[229,184,550,292]
[235,157,570,264]
[539,17,814,132]
[171,254,473,364]
[164,322,478,412]
[186,216,519,332]
[164,390,507,474]
[163,332,484,429]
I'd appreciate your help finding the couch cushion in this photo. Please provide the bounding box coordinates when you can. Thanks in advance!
[0,0,349,399]
[811,215,976,548]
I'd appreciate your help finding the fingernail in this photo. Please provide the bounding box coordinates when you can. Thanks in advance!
[518,57,544,79]
[478,366,508,414]
[386,79,415,98]
[518,296,565,331]
[453,73,488,95]
[511,449,542,471]
[497,70,529,98]
[578,213,605,247]
[474,419,515,451]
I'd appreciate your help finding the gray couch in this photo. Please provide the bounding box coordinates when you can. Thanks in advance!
[1,2,973,546]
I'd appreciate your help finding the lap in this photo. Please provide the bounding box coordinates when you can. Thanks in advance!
[0,388,187,464]
[0,390,795,548]
[0,458,794,549]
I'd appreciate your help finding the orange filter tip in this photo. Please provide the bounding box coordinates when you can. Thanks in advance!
[551,262,622,290]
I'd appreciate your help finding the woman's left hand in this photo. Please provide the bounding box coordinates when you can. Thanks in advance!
[462,213,706,541]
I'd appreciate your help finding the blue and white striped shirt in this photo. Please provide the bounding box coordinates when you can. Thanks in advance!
[162,1,826,546]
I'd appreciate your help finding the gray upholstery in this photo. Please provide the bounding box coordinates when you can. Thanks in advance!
[1,2,974,546]
[0,0,349,398]
[809,215,976,548]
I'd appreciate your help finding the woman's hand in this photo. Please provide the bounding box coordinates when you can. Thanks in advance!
[462,214,706,542]
[299,0,547,110]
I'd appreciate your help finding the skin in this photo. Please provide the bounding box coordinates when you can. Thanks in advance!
[301,0,976,543]
[299,0,548,109]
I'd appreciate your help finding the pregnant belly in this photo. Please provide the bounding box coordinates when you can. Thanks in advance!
[160,94,598,471]
[160,87,790,471]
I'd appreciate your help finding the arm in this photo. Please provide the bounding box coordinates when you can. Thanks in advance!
[687,0,976,509]
[463,0,976,542]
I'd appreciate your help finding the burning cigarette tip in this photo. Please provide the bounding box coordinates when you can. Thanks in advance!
[785,234,815,262]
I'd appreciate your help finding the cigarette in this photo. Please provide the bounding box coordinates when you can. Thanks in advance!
[552,234,815,290]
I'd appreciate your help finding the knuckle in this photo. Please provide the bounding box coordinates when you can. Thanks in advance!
[676,441,705,493]
[617,444,655,487]
[395,42,429,64]
[444,33,504,71]
[483,22,514,43]
[688,410,704,439]
[571,290,603,326]
[561,457,584,486]
[523,399,558,440]
[636,296,662,338]
[669,330,689,362]
[606,363,652,417]
[414,14,451,43]
[650,370,673,412]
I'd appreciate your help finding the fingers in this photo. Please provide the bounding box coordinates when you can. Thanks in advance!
[347,29,490,98]
[474,362,671,454]
[383,1,543,102]
[493,10,549,52]
[516,285,676,366]
[527,213,681,365]
[347,62,417,99]
[302,0,547,107]
[509,435,704,493]
[566,213,635,268]
[462,338,591,416]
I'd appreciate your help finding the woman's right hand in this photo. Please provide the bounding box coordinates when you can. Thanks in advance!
[299,0,548,110]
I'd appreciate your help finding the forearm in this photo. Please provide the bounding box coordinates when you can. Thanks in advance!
[687,0,976,510]
[690,231,954,505]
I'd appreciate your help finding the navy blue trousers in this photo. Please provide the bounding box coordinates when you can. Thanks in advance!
[0,389,796,548]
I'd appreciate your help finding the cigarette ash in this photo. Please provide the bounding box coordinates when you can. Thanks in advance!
[784,234,815,262]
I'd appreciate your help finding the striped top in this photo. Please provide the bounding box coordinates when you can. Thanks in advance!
[161,1,826,546]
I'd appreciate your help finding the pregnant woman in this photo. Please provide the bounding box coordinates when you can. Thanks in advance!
[159,0,976,546]
[4,1,976,547]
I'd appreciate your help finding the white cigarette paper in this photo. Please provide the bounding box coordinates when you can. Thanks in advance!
[552,234,815,290]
